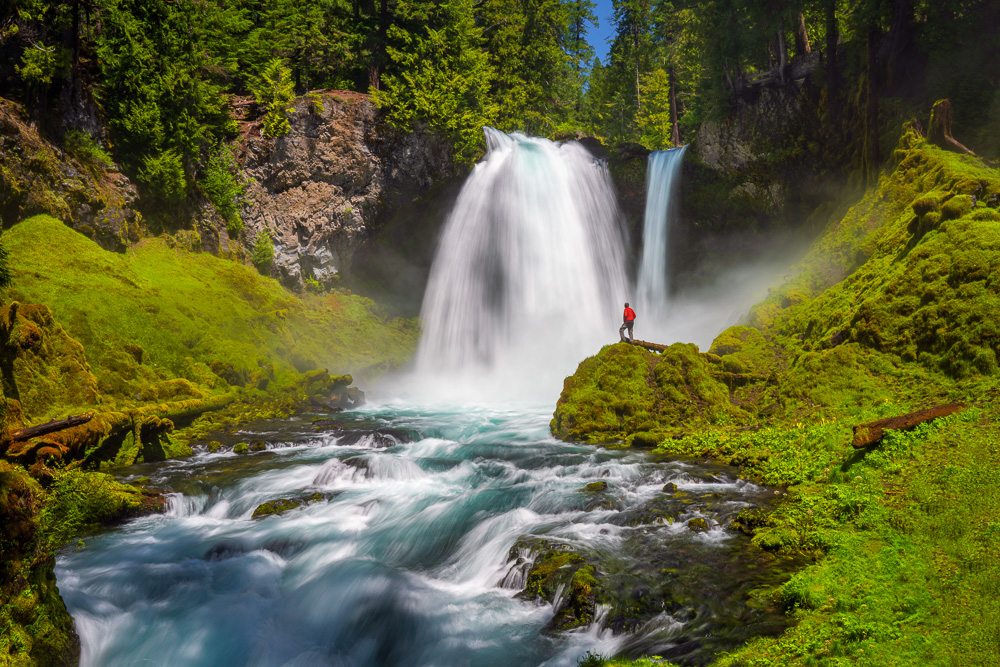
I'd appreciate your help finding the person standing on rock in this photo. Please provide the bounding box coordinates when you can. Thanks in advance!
[620,302,636,343]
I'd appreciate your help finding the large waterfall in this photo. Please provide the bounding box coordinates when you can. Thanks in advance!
[414,129,628,401]
[635,146,687,325]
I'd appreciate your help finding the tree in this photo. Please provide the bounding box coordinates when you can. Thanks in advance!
[250,58,297,138]
[636,67,673,148]
[372,0,497,163]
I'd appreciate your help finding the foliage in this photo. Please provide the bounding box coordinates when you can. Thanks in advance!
[636,68,673,149]
[138,149,187,204]
[199,144,247,235]
[250,58,297,139]
[0,239,12,290]
[63,130,114,170]
[250,229,275,271]
[373,0,497,163]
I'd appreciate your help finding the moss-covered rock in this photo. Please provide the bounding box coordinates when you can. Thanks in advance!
[583,481,608,493]
[233,442,249,454]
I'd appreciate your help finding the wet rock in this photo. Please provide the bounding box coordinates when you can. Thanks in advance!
[233,442,249,455]
[311,422,413,448]
[662,482,678,493]
[251,492,329,519]
[248,440,268,452]
[687,517,709,532]
[207,441,222,453]
[583,481,607,493]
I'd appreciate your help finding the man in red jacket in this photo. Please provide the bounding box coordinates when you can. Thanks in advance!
[620,302,636,343]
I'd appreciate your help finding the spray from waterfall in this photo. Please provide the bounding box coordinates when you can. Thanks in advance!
[412,128,629,402]
[635,146,687,325]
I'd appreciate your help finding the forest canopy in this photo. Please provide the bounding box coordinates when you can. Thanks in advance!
[2,0,998,191]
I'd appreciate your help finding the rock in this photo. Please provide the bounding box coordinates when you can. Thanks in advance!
[207,441,222,452]
[248,440,267,452]
[251,497,302,519]
[233,442,249,455]
[583,481,608,493]
[237,92,458,290]
[0,99,143,249]
[662,482,678,493]
[687,517,709,532]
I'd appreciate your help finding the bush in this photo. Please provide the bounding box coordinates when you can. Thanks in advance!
[250,230,275,271]
[200,144,246,235]
[138,149,187,204]
[251,59,296,139]
[64,130,114,169]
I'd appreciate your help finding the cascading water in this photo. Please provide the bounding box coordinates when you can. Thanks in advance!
[413,129,628,401]
[635,146,687,326]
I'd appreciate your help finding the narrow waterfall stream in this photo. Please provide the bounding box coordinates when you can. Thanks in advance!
[55,132,796,666]
[636,146,687,327]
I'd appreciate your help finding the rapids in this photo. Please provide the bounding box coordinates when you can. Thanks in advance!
[56,405,792,667]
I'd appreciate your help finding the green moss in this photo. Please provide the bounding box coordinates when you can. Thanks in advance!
[251,497,301,518]
[4,215,418,416]
[233,442,248,454]
[583,481,608,493]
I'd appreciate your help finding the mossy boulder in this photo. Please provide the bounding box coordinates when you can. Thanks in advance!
[518,546,605,631]
[582,481,608,493]
[251,497,303,518]
[687,517,709,532]
[551,342,745,443]
[233,442,249,454]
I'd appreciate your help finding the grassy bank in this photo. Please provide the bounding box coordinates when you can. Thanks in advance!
[557,129,1000,665]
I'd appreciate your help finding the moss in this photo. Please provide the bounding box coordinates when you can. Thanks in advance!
[251,497,302,518]
[206,440,222,452]
[687,517,709,532]
[583,481,608,493]
[940,194,974,221]
[233,442,248,454]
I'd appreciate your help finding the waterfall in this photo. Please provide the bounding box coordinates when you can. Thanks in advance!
[635,146,687,325]
[414,128,628,401]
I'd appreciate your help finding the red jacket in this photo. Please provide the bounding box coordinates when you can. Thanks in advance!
[623,307,636,322]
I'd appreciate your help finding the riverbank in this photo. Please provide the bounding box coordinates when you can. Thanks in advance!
[0,214,419,664]
[557,128,1000,665]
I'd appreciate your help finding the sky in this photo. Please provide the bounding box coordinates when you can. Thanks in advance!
[590,0,616,65]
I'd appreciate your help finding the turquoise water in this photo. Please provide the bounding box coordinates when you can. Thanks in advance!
[56,404,790,666]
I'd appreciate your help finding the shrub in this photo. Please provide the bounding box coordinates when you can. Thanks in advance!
[200,144,246,235]
[251,59,296,139]
[138,149,187,203]
[250,230,274,271]
[64,130,114,169]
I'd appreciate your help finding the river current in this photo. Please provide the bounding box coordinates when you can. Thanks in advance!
[56,403,791,667]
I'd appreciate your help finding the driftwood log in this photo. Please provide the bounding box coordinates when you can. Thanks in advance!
[629,339,668,353]
[7,412,94,443]
[852,403,965,448]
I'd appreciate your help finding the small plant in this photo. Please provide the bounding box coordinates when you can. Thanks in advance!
[303,277,323,293]
[306,91,324,115]
[138,149,187,204]
[200,144,246,236]
[249,230,274,272]
[64,129,114,169]
[251,59,296,139]
[0,238,13,289]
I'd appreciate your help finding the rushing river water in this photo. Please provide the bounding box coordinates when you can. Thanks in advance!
[56,404,793,667]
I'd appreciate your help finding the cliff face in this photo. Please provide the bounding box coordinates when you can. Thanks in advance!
[237,91,457,290]
[0,99,143,250]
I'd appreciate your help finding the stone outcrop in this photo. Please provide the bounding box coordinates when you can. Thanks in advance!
[0,98,143,250]
[236,91,457,289]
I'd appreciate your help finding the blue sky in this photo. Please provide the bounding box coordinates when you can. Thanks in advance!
[590,0,616,65]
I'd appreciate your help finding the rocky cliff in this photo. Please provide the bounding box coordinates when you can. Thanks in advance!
[236,91,458,290]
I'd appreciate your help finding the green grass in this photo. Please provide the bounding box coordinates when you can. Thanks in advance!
[3,215,418,421]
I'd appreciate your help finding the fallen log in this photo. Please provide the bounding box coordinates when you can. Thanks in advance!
[628,339,669,353]
[851,403,965,448]
[6,412,94,443]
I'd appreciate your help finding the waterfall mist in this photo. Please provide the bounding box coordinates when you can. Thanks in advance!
[412,129,629,403]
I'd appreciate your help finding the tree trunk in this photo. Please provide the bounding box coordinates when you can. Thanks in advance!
[825,0,840,125]
[928,99,975,154]
[852,403,965,448]
[777,29,787,83]
[669,65,680,146]
[881,0,918,94]
[794,12,811,56]
[866,26,880,183]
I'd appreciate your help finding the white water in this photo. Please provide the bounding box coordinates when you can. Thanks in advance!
[636,146,687,327]
[413,129,629,402]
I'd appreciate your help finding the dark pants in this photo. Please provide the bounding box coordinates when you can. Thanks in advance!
[619,320,634,341]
